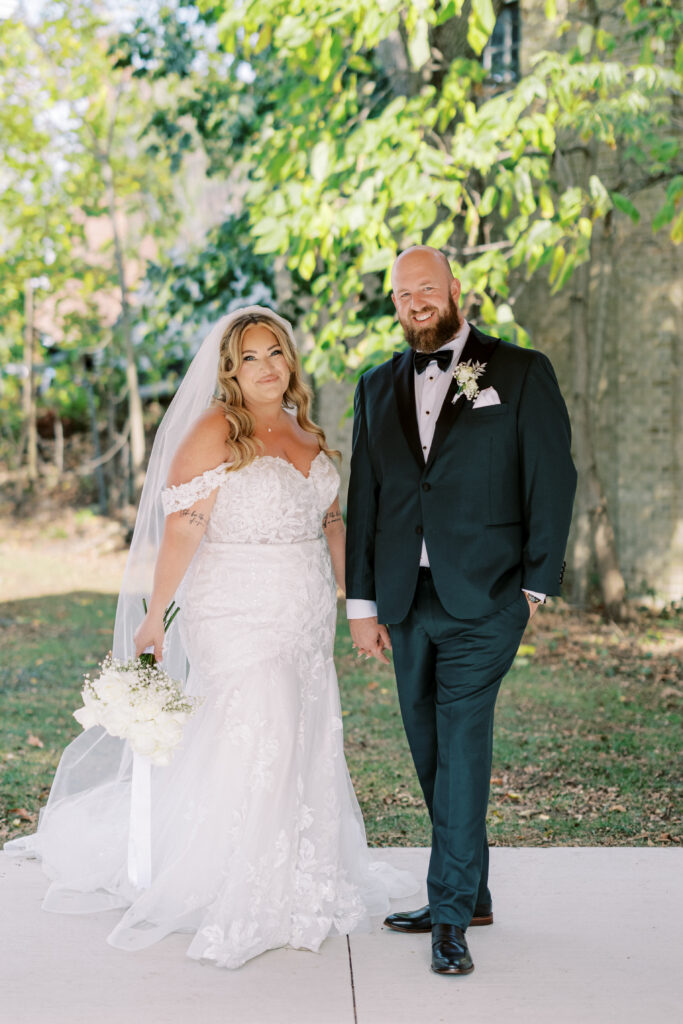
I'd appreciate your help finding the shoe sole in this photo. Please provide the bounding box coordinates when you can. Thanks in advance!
[384,921,432,933]
[431,964,475,975]
[384,914,493,933]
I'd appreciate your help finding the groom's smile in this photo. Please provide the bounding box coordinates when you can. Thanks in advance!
[391,246,463,353]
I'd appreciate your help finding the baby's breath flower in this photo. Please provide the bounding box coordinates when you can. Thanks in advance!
[453,359,487,404]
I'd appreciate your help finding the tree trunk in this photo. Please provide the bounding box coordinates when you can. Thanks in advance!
[104,161,146,498]
[570,255,629,621]
[53,413,64,473]
[84,376,108,514]
[105,394,119,513]
[22,279,38,482]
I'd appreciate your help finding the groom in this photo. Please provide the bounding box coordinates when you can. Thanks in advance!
[345,246,576,975]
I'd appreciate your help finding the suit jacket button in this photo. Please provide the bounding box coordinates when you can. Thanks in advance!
[422,483,431,492]
[415,525,423,535]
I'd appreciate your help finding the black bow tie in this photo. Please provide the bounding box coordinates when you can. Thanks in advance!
[414,349,453,374]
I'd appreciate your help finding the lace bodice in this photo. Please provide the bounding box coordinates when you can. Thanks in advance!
[161,452,339,544]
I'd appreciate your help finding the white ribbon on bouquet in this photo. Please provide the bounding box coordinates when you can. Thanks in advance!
[128,751,153,889]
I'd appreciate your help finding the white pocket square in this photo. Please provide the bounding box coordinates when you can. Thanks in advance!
[472,387,501,409]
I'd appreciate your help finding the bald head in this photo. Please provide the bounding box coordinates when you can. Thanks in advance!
[391,246,454,289]
[391,246,462,353]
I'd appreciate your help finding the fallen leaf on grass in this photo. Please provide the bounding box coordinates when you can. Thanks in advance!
[383,788,424,807]
[27,734,44,748]
[505,792,522,802]
[9,808,33,821]
[610,804,627,813]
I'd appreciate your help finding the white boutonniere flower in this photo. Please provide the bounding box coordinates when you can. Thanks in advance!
[452,360,487,403]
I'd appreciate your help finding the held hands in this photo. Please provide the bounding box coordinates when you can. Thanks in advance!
[133,611,165,662]
[349,616,392,664]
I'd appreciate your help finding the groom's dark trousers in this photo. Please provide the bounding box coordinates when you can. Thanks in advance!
[346,326,577,930]
[390,572,530,927]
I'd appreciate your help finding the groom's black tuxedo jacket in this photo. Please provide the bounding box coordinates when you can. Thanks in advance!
[346,325,577,624]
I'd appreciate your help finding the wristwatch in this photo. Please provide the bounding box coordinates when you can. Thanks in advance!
[525,593,543,604]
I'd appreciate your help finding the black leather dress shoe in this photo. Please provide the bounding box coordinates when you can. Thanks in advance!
[470,901,494,926]
[384,904,432,933]
[384,902,493,933]
[431,924,474,975]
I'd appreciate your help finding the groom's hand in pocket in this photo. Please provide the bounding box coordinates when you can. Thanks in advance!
[349,617,392,664]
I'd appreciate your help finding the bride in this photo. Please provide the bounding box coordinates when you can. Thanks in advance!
[5,305,416,968]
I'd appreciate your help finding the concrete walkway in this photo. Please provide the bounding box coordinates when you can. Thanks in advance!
[1,847,681,1024]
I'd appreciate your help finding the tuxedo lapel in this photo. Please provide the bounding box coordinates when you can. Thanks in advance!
[425,326,501,472]
[391,350,424,470]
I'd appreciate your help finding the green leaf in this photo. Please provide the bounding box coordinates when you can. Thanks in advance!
[544,0,557,20]
[478,186,498,217]
[539,186,555,219]
[310,140,330,184]
[298,249,316,280]
[652,200,675,233]
[407,18,431,71]
[611,192,640,224]
[577,25,594,56]
[670,209,683,245]
[360,247,395,274]
[436,1,463,27]
[426,219,454,249]
[548,245,565,286]
[554,254,576,292]
[479,292,496,322]
[468,0,496,57]
[588,175,612,218]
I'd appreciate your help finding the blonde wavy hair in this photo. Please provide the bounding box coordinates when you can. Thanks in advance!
[213,306,339,471]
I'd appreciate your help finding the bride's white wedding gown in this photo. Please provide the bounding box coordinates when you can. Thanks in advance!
[5,453,416,967]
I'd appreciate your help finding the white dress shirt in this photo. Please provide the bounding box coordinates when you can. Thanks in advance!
[347,322,544,619]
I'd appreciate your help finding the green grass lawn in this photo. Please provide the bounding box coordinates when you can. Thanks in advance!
[1,593,680,848]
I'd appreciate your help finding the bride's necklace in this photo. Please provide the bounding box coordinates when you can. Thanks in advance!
[260,413,285,435]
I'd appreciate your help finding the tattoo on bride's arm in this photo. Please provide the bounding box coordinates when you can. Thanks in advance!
[323,509,343,529]
[179,509,207,527]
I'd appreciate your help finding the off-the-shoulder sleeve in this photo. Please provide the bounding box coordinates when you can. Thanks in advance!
[161,462,231,515]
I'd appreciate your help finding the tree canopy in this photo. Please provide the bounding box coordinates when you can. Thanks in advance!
[121,0,681,381]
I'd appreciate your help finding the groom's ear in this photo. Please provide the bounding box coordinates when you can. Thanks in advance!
[390,292,397,310]
[450,277,462,306]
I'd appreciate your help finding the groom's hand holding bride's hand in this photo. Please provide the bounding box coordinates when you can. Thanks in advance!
[349,617,392,665]
[133,611,166,662]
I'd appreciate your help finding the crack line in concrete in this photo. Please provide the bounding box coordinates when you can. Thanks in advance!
[346,936,358,1023]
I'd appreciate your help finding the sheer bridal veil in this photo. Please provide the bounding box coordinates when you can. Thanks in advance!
[5,305,293,866]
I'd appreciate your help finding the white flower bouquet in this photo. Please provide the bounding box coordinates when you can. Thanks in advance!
[73,601,201,767]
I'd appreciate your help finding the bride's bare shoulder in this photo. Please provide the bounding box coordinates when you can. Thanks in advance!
[167,406,230,486]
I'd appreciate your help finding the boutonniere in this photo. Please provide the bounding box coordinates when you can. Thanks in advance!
[452,360,487,403]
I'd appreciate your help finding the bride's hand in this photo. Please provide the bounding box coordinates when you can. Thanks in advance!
[133,613,165,662]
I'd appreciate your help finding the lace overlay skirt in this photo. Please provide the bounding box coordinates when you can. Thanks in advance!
[13,538,416,968]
